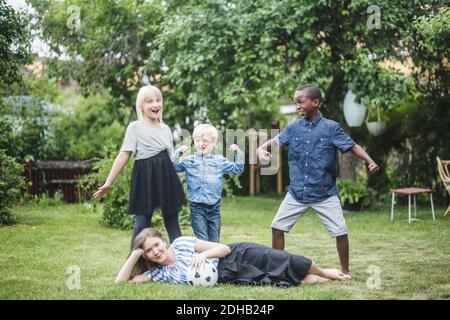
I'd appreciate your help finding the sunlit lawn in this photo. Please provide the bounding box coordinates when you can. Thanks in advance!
[1,196,449,300]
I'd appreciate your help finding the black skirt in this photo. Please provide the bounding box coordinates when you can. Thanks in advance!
[128,150,185,217]
[217,242,313,287]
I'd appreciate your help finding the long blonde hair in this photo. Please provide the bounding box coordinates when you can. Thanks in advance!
[135,85,164,123]
[130,227,166,278]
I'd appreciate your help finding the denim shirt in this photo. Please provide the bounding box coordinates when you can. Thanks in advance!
[174,151,244,205]
[275,114,355,203]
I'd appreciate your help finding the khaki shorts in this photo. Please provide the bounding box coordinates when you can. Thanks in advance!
[271,192,348,237]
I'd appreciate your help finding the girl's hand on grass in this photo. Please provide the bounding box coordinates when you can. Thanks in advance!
[92,183,111,199]
[189,253,207,271]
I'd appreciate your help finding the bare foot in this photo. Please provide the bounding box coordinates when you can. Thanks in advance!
[322,268,349,281]
[339,268,353,280]
[301,274,330,284]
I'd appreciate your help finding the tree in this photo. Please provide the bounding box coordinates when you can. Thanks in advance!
[359,5,449,199]
[0,0,34,161]
[392,6,450,199]
[29,0,166,124]
[29,0,449,197]
[413,5,449,94]
[0,0,32,93]
[0,95,53,160]
[150,0,442,180]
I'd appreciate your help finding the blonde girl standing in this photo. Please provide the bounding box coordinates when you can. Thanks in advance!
[93,85,185,246]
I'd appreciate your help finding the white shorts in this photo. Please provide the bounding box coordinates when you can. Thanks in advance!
[271,192,348,237]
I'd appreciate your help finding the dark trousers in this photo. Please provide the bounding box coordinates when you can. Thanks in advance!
[131,212,181,249]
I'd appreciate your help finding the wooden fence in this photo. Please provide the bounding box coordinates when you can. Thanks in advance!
[22,160,98,203]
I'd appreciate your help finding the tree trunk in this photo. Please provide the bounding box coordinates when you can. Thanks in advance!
[325,69,357,181]
[338,151,356,181]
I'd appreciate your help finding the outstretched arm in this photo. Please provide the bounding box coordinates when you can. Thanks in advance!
[189,239,231,270]
[93,151,131,199]
[258,138,277,151]
[115,249,150,283]
[256,138,277,162]
[351,144,379,174]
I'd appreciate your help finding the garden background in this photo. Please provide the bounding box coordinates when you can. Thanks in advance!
[1,0,449,300]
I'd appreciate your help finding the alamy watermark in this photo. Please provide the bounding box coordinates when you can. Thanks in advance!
[66,265,81,290]
[66,5,81,34]
[366,265,382,290]
[367,5,381,30]
[174,128,281,176]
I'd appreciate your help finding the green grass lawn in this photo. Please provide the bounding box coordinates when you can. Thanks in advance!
[1,196,449,300]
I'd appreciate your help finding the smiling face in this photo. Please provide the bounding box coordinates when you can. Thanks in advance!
[294,89,320,120]
[192,124,218,156]
[142,236,169,264]
[141,90,163,122]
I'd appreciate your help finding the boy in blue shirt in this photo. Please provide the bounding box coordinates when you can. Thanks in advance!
[257,84,379,277]
[175,124,244,242]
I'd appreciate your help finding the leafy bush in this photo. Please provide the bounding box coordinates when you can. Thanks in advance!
[79,146,133,229]
[361,187,389,210]
[79,146,190,230]
[47,91,128,160]
[23,191,64,207]
[222,174,242,199]
[336,178,366,205]
[3,75,129,161]
[0,150,27,225]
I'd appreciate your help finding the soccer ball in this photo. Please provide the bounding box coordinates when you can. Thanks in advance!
[186,260,218,287]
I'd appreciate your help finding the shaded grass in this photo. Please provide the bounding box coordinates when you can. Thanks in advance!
[0,196,449,299]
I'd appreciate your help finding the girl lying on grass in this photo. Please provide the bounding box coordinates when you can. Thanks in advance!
[115,228,351,286]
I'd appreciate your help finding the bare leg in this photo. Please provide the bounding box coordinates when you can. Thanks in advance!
[301,274,330,284]
[272,228,285,250]
[301,262,350,284]
[336,234,350,275]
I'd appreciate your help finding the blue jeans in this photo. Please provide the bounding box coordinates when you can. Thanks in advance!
[189,201,221,242]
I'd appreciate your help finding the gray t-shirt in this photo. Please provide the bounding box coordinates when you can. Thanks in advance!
[120,120,174,160]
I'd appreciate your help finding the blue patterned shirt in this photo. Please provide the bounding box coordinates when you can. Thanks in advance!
[143,236,219,284]
[174,152,244,205]
[275,114,355,203]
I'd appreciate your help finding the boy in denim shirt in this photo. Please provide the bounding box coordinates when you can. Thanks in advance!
[257,84,379,277]
[174,124,244,242]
